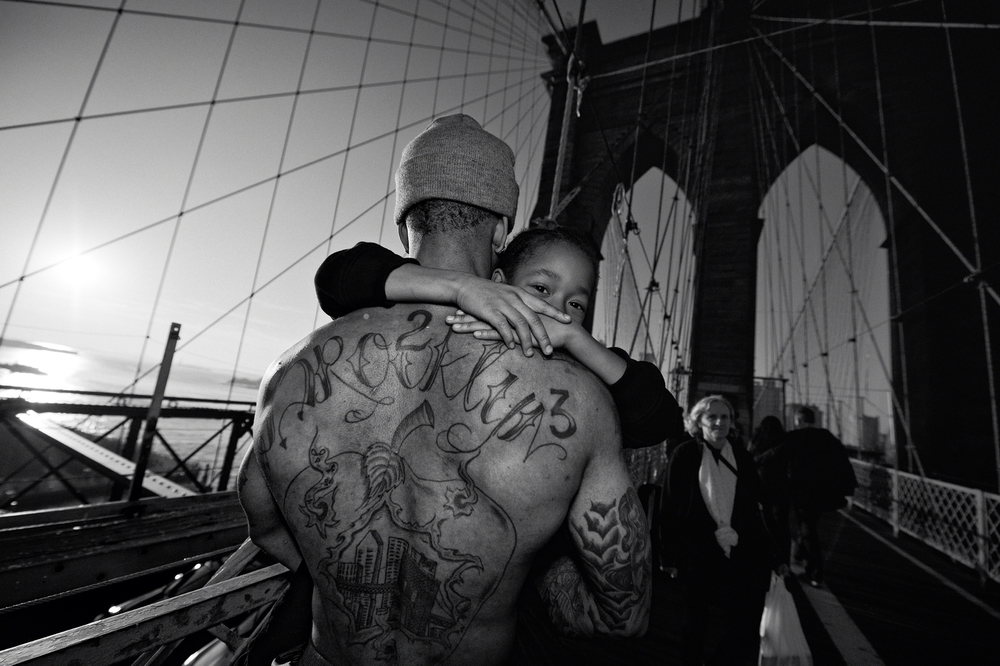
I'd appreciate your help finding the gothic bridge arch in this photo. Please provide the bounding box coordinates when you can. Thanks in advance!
[531,1,1000,489]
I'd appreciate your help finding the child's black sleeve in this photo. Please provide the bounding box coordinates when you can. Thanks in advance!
[607,347,686,448]
[315,242,418,319]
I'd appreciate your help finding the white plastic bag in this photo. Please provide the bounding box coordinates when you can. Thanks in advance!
[759,573,813,666]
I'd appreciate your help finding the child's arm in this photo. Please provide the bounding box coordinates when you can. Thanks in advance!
[315,242,570,355]
[461,314,685,448]
[604,347,686,448]
[315,242,418,318]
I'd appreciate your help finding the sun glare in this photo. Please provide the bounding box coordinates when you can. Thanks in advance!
[59,253,102,285]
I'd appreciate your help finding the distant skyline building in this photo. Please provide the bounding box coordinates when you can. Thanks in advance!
[753,378,786,432]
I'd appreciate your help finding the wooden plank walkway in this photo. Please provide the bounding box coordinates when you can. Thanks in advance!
[510,505,1000,665]
[2,501,997,664]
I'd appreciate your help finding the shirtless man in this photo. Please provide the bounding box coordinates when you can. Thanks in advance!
[238,115,651,666]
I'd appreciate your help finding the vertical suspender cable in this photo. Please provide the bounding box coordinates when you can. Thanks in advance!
[866,1,915,471]
[831,9,865,450]
[939,1,1000,492]
[548,0,586,218]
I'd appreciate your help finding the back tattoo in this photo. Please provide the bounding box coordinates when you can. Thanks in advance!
[256,309,639,659]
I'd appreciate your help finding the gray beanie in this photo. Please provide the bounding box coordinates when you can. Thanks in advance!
[394,114,518,230]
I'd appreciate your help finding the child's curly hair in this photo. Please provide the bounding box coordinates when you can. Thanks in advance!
[498,225,600,290]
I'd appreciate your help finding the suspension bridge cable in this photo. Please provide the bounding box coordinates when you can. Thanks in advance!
[750,45,799,390]
[0,67,544,295]
[650,0,679,283]
[830,9,866,448]
[103,76,550,396]
[504,0,551,228]
[370,0,422,254]
[496,0,516,140]
[663,3,711,384]
[806,20,842,435]
[450,0,535,52]
[366,0,540,57]
[866,0,920,472]
[546,0,570,37]
[752,26,1000,307]
[229,0,321,402]
[0,61,548,137]
[626,0,658,218]
[505,78,552,230]
[582,0,928,83]
[753,51,792,389]
[616,0,676,360]
[113,190,393,395]
[940,0,1000,491]
[0,0,127,352]
[532,0,569,56]
[752,14,1000,31]
[751,51,868,381]
[458,1,480,110]
[1,80,547,403]
[758,33,898,438]
[131,0,249,395]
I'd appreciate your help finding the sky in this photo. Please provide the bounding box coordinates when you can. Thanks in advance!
[0,0,698,401]
[0,0,892,448]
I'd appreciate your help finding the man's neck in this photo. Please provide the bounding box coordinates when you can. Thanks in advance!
[411,234,492,278]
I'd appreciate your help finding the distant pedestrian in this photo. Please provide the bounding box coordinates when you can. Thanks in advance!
[749,415,792,566]
[786,406,857,587]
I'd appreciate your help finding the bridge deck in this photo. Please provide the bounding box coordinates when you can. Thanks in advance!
[512,506,1000,665]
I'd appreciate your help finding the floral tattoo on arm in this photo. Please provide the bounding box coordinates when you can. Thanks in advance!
[538,487,651,636]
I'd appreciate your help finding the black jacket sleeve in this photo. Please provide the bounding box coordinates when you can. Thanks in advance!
[606,347,686,448]
[314,242,419,319]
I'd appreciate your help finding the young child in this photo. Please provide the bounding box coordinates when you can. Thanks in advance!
[315,226,684,448]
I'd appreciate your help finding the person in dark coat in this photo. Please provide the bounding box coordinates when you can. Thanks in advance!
[749,415,792,566]
[786,406,857,587]
[660,395,779,666]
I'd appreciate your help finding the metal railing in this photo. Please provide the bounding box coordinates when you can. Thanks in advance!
[850,459,1000,584]
[0,387,254,510]
[0,539,288,666]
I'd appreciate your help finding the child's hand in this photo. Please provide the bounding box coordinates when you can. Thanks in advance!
[451,277,570,356]
[448,311,584,354]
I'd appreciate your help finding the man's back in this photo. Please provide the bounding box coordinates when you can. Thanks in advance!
[250,303,647,665]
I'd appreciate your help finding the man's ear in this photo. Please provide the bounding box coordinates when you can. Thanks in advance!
[492,268,506,284]
[397,223,410,253]
[491,217,508,255]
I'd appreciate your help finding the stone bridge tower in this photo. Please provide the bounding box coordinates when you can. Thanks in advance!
[531,1,1000,489]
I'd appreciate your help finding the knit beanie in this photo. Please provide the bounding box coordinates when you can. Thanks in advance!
[394,114,518,230]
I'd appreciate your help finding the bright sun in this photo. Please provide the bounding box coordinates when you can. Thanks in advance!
[59,253,102,286]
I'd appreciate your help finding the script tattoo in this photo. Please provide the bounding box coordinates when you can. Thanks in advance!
[264,309,590,660]
[541,487,650,636]
[305,311,579,461]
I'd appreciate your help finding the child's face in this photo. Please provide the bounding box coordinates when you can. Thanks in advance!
[506,242,594,325]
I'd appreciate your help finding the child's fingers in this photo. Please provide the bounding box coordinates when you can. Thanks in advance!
[451,321,494,332]
[446,313,479,325]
